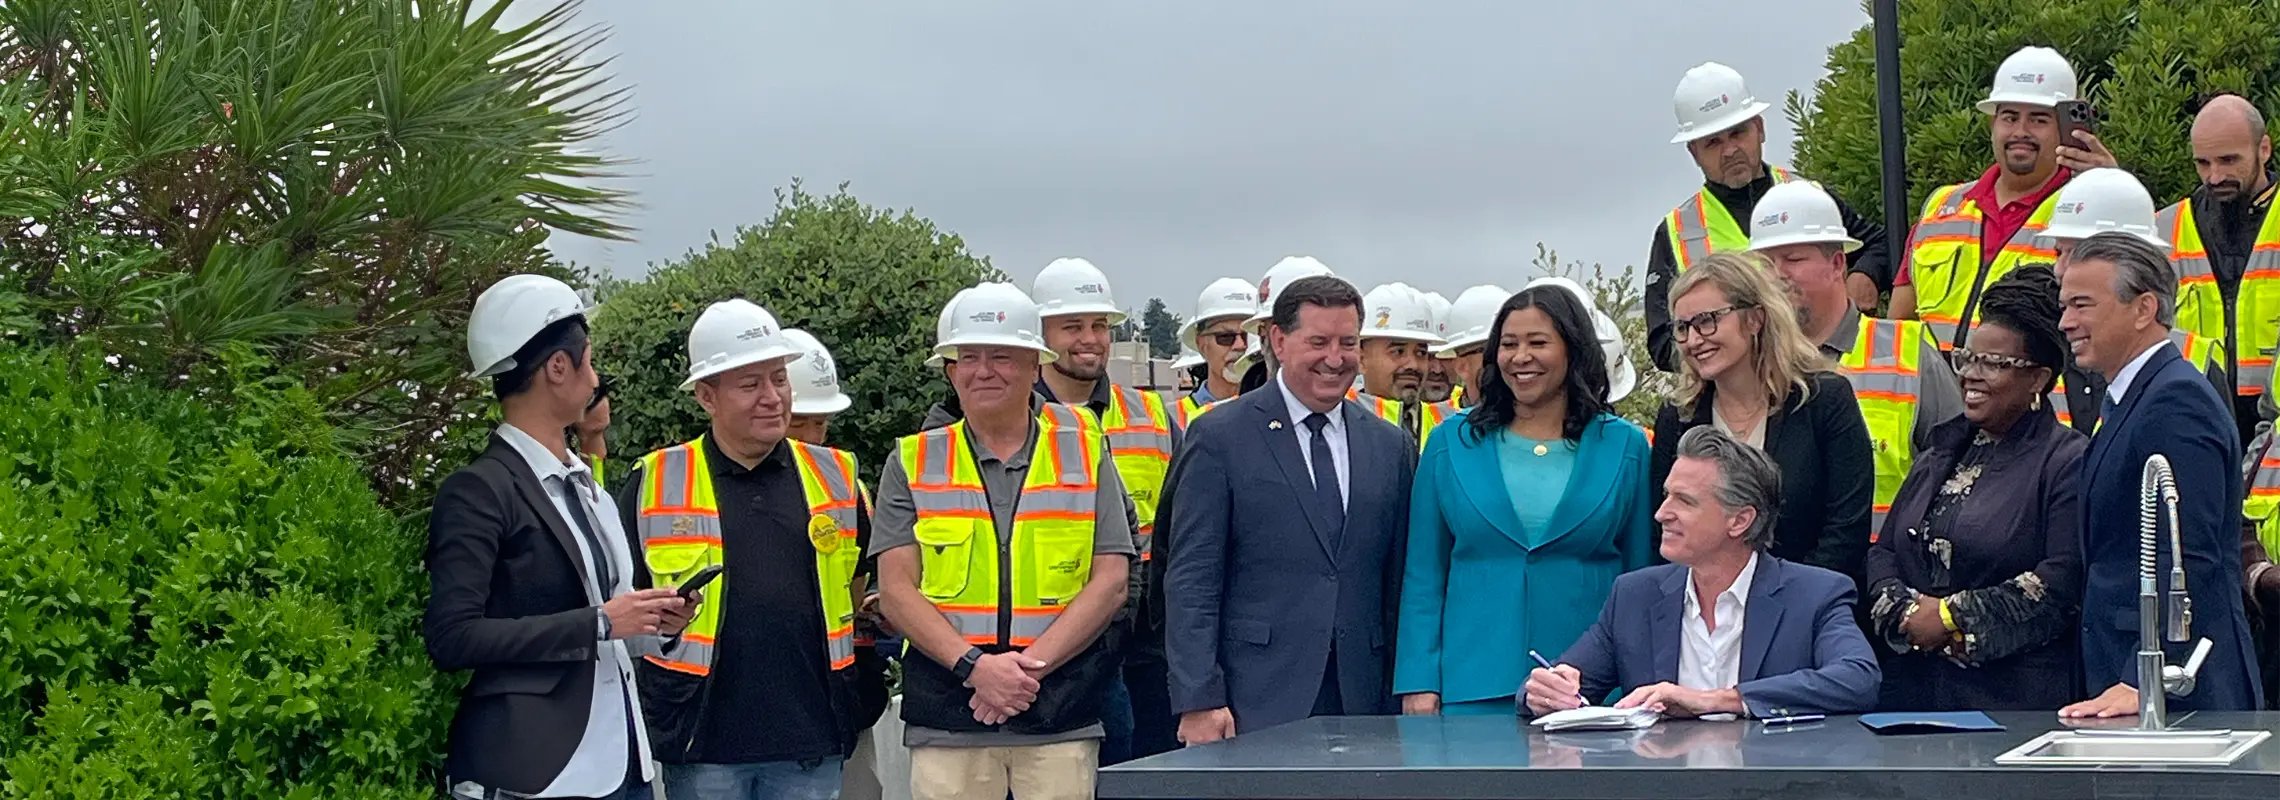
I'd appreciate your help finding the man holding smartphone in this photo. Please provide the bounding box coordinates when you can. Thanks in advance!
[616,299,876,800]
[1890,45,2118,348]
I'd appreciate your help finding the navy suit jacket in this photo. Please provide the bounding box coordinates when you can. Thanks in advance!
[1553,555,1881,717]
[1164,382,1415,733]
[2080,343,2261,709]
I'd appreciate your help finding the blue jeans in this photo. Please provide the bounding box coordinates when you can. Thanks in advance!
[1097,671,1136,766]
[662,759,842,800]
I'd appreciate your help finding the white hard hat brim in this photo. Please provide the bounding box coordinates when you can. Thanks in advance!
[1041,302,1128,325]
[1362,330,1446,345]
[1749,231,1865,253]
[1431,332,1488,356]
[932,336,1059,365]
[1180,312,1253,351]
[1607,350,1639,404]
[2035,226,2172,250]
[1670,100,1770,144]
[1171,353,1205,370]
[792,393,853,416]
[681,344,805,390]
[1977,93,2063,114]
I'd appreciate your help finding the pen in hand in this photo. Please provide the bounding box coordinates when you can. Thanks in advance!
[1528,649,1590,707]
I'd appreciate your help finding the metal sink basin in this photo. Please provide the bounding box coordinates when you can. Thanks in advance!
[1995,729,2271,766]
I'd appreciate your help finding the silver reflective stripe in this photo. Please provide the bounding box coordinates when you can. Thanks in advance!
[657,446,692,504]
[1015,487,1096,516]
[639,512,721,541]
[943,610,997,639]
[1009,613,1059,643]
[804,443,857,500]
[909,491,990,516]
[1671,192,1717,267]
[827,632,854,666]
[640,445,722,542]
[915,431,956,485]
[659,638,716,672]
[1042,404,1093,480]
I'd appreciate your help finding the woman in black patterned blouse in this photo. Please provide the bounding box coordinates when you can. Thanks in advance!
[1864,266,2089,711]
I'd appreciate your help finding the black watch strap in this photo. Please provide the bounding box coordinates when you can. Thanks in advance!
[952,647,983,680]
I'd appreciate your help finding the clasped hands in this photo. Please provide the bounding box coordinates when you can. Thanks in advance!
[966,650,1053,725]
[1523,664,1743,718]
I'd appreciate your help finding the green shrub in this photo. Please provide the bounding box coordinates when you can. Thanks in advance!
[1790,0,2280,215]
[591,182,1003,471]
[0,348,448,798]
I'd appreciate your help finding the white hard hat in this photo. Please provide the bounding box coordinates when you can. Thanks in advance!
[467,274,589,378]
[1180,277,1260,351]
[936,282,1057,364]
[1227,335,1264,381]
[1747,181,1864,253]
[1032,257,1125,323]
[2037,167,2170,249]
[1422,291,1453,353]
[1361,283,1444,345]
[1171,347,1205,370]
[1670,62,1771,145]
[682,299,803,390]
[1432,285,1511,356]
[924,288,973,368]
[1521,277,1637,403]
[1245,256,1338,335]
[782,328,852,416]
[1977,46,2077,113]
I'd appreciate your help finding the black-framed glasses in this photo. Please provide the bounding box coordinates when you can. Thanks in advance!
[1206,331,1248,348]
[1950,348,2039,375]
[1672,306,1750,341]
[587,373,614,412]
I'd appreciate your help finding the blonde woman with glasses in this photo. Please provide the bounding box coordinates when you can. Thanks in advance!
[1648,252,1876,583]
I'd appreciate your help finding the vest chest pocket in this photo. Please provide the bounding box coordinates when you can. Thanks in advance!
[644,543,712,587]
[1023,519,1095,608]
[1907,241,1970,310]
[913,518,982,601]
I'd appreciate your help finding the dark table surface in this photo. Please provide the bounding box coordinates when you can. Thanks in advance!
[1098,711,2280,799]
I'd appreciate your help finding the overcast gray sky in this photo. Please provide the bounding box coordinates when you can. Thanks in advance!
[539,1,1872,313]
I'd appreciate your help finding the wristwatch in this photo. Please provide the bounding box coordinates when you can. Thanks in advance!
[952,647,984,681]
[596,607,614,641]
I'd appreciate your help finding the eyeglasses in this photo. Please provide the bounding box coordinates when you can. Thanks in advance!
[1950,348,2039,375]
[1672,306,1750,341]
[1206,331,1247,348]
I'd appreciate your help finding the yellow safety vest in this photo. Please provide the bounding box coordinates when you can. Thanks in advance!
[1447,384,1465,408]
[1104,386,1175,561]
[2159,198,2280,398]
[1903,181,2063,349]
[1834,319,1929,539]
[1665,167,1796,272]
[635,438,865,676]
[585,453,605,489]
[2049,330,2219,431]
[1350,388,1448,450]
[898,403,1103,648]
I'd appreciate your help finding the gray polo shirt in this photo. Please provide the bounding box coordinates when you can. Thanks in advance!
[1821,304,1963,452]
[870,415,1136,748]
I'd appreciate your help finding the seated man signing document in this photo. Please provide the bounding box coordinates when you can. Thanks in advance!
[1525,427,1880,719]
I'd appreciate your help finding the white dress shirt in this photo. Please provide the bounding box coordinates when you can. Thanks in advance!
[2105,337,2174,405]
[1679,552,1759,708]
[1275,374,1350,509]
[495,424,655,797]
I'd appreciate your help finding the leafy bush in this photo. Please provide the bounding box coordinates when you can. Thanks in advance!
[0,0,627,507]
[592,182,1004,470]
[1790,0,2280,214]
[0,347,448,798]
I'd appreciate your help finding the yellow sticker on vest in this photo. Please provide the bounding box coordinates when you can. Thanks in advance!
[809,514,841,553]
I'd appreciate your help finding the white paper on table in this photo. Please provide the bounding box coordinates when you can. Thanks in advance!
[1529,706,1663,732]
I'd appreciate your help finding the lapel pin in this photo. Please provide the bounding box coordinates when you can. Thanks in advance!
[1269,420,1284,431]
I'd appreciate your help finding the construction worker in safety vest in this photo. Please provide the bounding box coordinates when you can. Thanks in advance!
[1749,181,1963,537]
[1890,46,2121,348]
[2160,95,2280,448]
[1028,258,1180,766]
[2038,168,2223,434]
[1648,61,1890,373]
[1420,290,1457,405]
[1170,277,1259,429]
[429,275,694,800]
[1355,282,1448,447]
[613,300,872,798]
[872,282,1135,800]
[1429,285,1511,413]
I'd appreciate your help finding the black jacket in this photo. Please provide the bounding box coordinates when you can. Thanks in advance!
[1646,169,1891,372]
[424,434,650,795]
[1650,371,1877,584]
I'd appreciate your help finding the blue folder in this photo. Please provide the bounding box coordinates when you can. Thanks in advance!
[1857,711,2007,735]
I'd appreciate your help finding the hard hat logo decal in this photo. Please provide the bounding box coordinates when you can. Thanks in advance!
[965,311,1006,324]
[1373,308,1392,329]
[736,325,775,341]
[2057,202,2083,214]
[1755,210,1789,228]
[1259,278,1273,301]
[1074,284,1103,294]
[1699,95,1726,113]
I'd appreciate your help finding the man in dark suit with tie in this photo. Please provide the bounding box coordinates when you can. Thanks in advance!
[426,275,696,799]
[2055,234,2262,718]
[1163,275,1416,744]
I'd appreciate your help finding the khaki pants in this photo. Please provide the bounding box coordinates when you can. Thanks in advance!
[909,740,1098,800]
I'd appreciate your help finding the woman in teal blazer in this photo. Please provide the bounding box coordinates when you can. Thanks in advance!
[1395,283,1656,715]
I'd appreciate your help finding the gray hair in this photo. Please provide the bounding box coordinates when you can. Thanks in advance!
[1674,426,1782,550]
[2069,232,2177,328]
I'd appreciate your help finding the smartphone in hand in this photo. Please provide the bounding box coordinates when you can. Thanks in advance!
[2057,99,2098,147]
[676,564,724,602]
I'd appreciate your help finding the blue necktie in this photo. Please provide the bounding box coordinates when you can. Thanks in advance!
[1303,413,1346,547]
[2099,394,2118,430]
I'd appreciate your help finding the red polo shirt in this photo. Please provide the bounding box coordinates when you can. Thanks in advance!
[1896,165,2071,285]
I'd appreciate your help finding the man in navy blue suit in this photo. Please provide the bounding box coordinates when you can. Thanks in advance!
[1524,426,1880,718]
[2058,232,2262,717]
[1163,275,1416,743]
